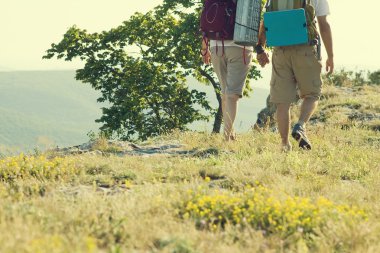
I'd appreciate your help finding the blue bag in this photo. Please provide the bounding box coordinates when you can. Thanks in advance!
[264,8,308,47]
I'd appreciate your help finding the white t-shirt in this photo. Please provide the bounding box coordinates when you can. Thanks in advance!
[209,40,254,50]
[276,0,330,16]
[311,0,330,17]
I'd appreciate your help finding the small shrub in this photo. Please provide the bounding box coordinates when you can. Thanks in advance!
[324,69,369,87]
[0,154,80,182]
[352,70,367,86]
[179,186,367,238]
[111,171,137,182]
[325,69,353,87]
[368,70,380,85]
[199,168,226,181]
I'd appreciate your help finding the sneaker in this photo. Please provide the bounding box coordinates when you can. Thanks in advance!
[292,124,312,150]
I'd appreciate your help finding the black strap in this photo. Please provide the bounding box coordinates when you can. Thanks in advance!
[265,0,271,12]
[235,22,260,32]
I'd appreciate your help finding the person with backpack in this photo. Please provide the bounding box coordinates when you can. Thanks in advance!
[255,0,334,151]
[200,0,254,141]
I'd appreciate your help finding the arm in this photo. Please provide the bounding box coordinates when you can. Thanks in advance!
[256,20,270,67]
[201,37,211,65]
[317,15,334,74]
[257,20,267,47]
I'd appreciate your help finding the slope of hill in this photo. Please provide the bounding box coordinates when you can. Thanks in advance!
[0,71,102,153]
[0,83,379,252]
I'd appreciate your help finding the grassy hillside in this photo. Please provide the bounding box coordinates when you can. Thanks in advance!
[0,71,102,153]
[0,81,379,252]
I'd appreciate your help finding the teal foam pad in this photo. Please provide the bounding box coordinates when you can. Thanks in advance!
[264,9,308,47]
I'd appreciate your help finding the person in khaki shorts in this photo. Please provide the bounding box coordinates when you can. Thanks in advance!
[256,0,334,151]
[202,37,253,141]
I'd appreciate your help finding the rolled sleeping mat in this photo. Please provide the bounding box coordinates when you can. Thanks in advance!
[233,0,262,46]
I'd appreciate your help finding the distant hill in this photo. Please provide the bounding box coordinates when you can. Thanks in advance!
[0,71,269,153]
[0,71,102,153]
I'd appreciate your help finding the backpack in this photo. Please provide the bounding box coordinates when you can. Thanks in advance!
[265,0,319,45]
[200,0,237,41]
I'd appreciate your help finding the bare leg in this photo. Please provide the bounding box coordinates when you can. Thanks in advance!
[276,103,292,146]
[298,97,319,126]
[291,97,317,150]
[223,94,240,141]
[221,94,227,138]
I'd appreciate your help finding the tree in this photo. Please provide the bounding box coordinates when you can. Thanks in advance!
[44,26,212,141]
[44,0,262,139]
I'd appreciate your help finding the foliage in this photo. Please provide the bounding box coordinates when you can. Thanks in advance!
[44,20,211,140]
[368,70,380,85]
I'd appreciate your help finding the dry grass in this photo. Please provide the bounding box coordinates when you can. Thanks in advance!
[0,85,379,253]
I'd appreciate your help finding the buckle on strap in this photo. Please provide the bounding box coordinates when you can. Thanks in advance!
[309,38,319,46]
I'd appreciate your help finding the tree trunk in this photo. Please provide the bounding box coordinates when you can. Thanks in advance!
[200,69,223,133]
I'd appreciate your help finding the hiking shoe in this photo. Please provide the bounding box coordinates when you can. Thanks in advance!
[292,124,312,150]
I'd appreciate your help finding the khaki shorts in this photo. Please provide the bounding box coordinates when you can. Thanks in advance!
[211,46,253,97]
[270,45,323,104]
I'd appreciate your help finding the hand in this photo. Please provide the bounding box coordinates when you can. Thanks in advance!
[201,49,211,65]
[326,57,334,75]
[257,52,270,67]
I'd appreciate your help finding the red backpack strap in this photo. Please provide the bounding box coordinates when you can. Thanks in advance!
[215,35,225,57]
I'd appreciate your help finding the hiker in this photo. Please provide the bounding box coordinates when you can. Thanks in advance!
[255,0,334,151]
[201,0,253,141]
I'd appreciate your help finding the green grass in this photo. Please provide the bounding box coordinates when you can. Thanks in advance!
[0,122,379,252]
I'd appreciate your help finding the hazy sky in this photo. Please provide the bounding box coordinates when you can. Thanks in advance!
[1,0,379,71]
